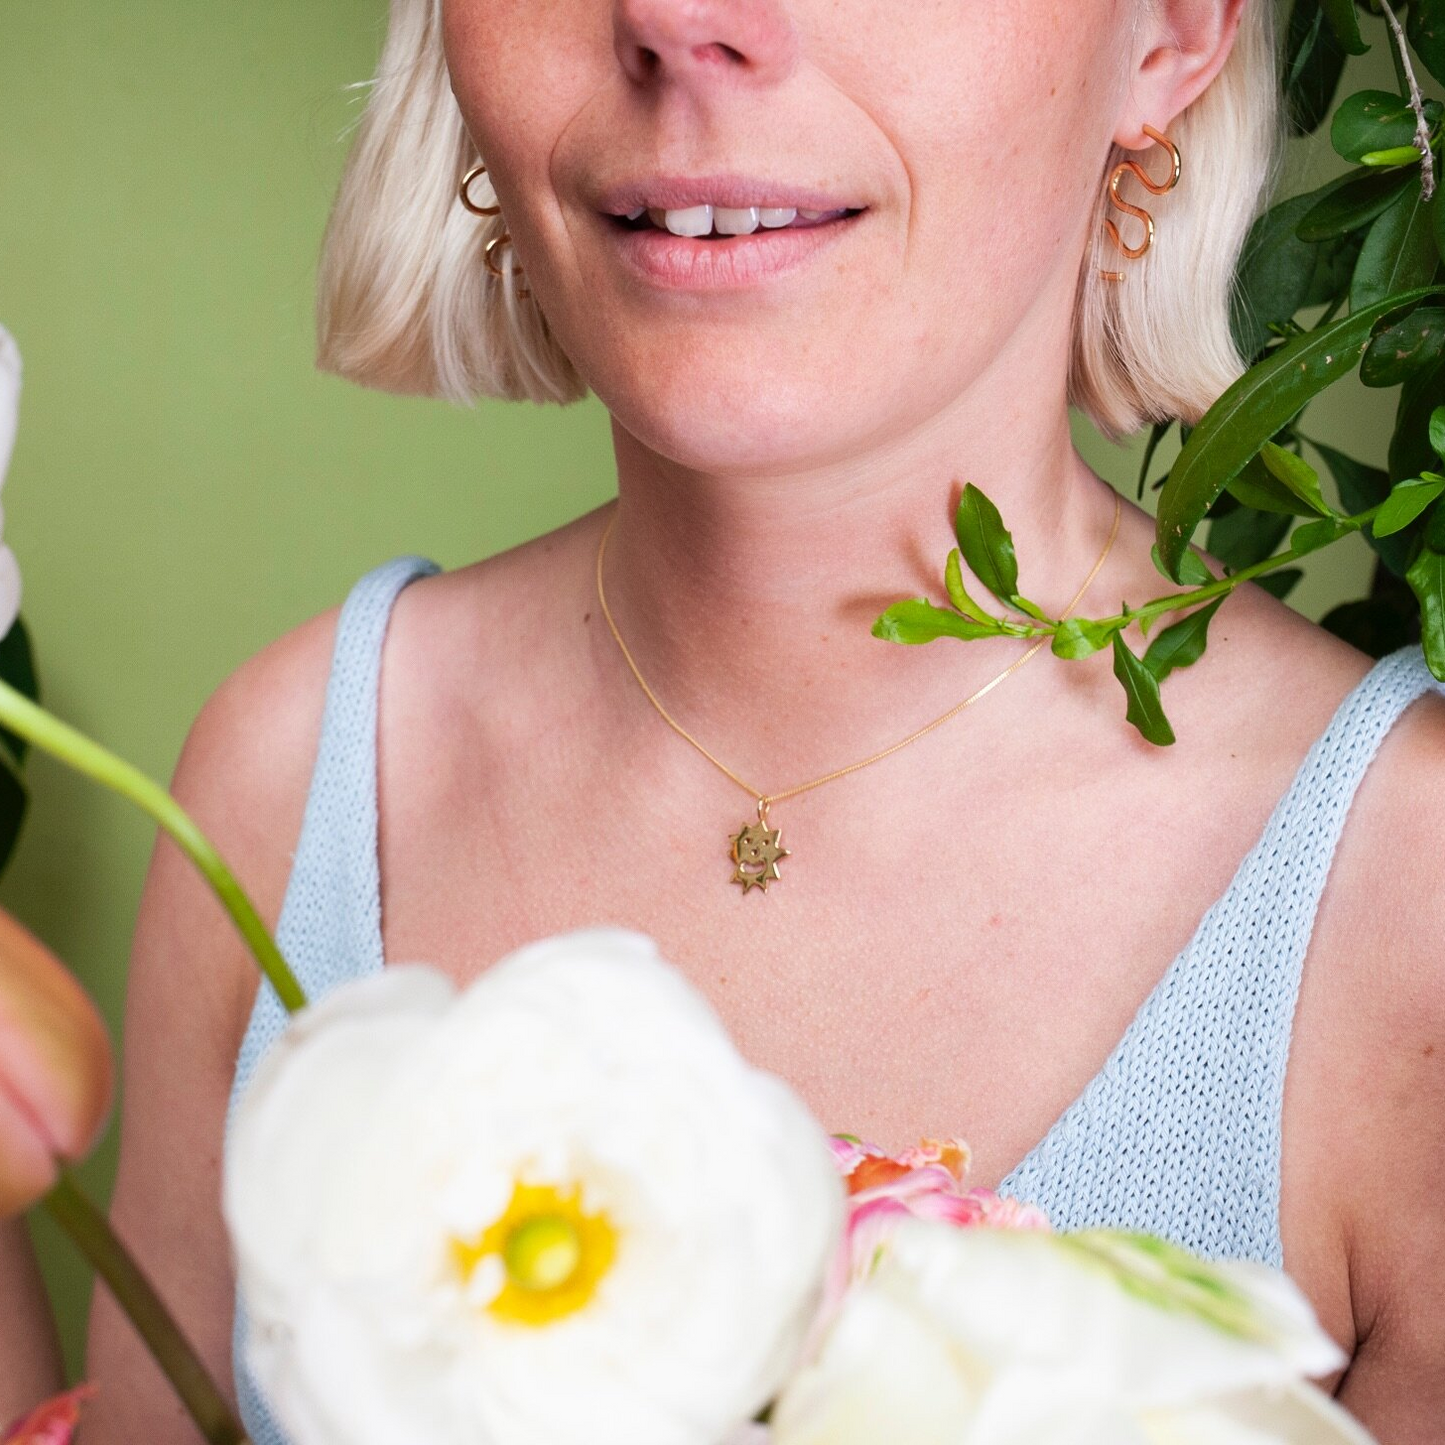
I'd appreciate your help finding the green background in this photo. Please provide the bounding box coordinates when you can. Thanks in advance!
[0,2,1401,1381]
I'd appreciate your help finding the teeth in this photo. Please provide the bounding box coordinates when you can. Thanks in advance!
[630,202,849,236]
[663,204,713,238]
[714,206,761,235]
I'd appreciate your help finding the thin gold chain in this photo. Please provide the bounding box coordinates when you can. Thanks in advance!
[595,488,1122,810]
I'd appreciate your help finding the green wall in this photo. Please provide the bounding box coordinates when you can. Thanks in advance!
[0,2,1400,1381]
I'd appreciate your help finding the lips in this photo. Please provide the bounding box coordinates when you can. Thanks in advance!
[591,173,868,291]
[593,173,867,217]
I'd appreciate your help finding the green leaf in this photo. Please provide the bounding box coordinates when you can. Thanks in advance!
[1321,596,1418,656]
[1051,616,1119,660]
[1136,420,1174,502]
[1319,0,1367,55]
[1260,442,1334,516]
[1359,145,1428,167]
[1150,542,1214,585]
[0,617,39,772]
[1432,407,1445,461]
[1255,567,1305,600]
[954,484,1020,604]
[1437,164,1445,267]
[1332,90,1420,163]
[1233,192,1328,359]
[1111,633,1176,746]
[1284,0,1349,136]
[944,548,997,623]
[1311,440,1414,577]
[1223,453,1317,516]
[1360,306,1445,387]
[872,599,1004,645]
[1291,515,1352,555]
[1143,597,1225,684]
[1407,0,1445,89]
[1010,594,1048,622]
[1296,167,1413,242]
[1156,285,1445,581]
[1208,507,1292,572]
[1350,181,1440,312]
[0,749,28,882]
[1407,543,1445,680]
[1393,356,1445,483]
[1373,474,1445,536]
[1302,229,1364,308]
[1427,502,1445,554]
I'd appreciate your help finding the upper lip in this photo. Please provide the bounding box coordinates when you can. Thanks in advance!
[593,173,866,215]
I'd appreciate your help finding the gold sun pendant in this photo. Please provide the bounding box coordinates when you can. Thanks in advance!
[729,799,791,894]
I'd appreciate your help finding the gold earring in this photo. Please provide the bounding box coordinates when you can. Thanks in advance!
[1099,124,1181,283]
[484,233,530,300]
[459,163,502,217]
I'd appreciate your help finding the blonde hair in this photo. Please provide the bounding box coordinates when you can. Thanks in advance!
[316,0,1283,436]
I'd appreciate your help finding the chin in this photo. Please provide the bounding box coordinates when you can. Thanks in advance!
[587,338,904,478]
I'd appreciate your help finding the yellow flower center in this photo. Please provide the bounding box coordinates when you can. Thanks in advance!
[450,1180,618,1327]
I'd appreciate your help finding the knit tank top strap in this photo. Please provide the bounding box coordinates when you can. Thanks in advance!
[226,553,439,1445]
[1001,642,1445,1266]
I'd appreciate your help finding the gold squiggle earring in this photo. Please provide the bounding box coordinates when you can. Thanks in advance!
[484,234,531,300]
[1099,124,1182,283]
[460,163,531,300]
[459,162,501,217]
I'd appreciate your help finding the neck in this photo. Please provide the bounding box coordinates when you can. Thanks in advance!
[593,352,1127,788]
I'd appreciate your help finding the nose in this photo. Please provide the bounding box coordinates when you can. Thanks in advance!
[613,0,799,90]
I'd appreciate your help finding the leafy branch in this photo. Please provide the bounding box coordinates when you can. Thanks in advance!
[876,0,1445,746]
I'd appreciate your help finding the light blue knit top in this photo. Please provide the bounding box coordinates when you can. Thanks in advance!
[224,552,1444,1445]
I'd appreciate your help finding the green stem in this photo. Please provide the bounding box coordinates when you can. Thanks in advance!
[1018,506,1381,639]
[0,679,305,1014]
[40,1170,249,1445]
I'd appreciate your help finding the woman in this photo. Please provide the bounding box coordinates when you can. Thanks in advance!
[86,0,1445,1438]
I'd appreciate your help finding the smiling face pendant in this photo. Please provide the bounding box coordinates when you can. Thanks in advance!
[729,800,791,894]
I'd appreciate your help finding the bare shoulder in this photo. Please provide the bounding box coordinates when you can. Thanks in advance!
[1304,650,1445,1424]
[85,596,357,1438]
[373,508,606,757]
[167,597,347,1025]
[1213,565,1445,1423]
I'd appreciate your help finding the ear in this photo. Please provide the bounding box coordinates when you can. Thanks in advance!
[1116,0,1247,149]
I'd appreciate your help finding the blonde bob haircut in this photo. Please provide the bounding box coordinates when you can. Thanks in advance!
[316,1,1283,439]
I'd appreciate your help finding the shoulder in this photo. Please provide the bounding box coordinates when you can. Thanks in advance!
[162,595,349,1036]
[1288,646,1445,1416]
[376,507,608,744]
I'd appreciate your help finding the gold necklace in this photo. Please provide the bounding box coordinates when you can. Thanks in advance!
[595,489,1122,895]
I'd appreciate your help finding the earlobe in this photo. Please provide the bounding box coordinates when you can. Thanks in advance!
[1115,0,1245,150]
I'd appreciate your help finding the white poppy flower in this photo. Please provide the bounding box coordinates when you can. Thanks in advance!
[0,326,24,637]
[771,1220,1375,1445]
[224,926,843,1445]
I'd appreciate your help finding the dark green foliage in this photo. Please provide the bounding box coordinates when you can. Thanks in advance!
[0,616,39,877]
[878,2,1445,746]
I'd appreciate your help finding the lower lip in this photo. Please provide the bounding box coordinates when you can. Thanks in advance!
[603,213,864,291]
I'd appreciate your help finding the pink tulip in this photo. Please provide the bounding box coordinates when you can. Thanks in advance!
[822,1136,1050,1316]
[1,1383,97,1445]
[0,910,113,1217]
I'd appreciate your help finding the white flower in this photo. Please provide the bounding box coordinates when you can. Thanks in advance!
[771,1220,1375,1445]
[0,326,24,637]
[224,926,843,1445]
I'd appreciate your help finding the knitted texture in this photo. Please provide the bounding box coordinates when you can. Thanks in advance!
[225,554,1444,1445]
[999,641,1443,1260]
[224,554,440,1445]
